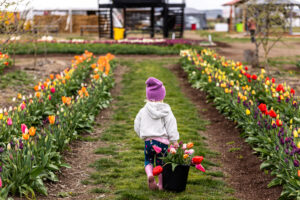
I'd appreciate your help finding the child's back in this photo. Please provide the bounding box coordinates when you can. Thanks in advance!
[134,77,179,190]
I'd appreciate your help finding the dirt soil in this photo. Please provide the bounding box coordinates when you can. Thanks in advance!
[169,63,282,200]
[214,41,300,62]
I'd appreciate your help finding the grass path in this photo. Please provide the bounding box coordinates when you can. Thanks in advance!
[86,58,236,200]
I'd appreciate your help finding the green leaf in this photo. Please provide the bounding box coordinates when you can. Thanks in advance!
[171,163,177,172]
[260,162,272,170]
[30,167,44,180]
[267,178,282,188]
[60,163,71,168]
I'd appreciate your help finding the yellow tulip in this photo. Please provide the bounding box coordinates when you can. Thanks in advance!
[183,154,189,159]
[297,141,300,148]
[246,109,250,115]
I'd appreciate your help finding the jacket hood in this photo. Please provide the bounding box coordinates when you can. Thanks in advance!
[145,102,170,119]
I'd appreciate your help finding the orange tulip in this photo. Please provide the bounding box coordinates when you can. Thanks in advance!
[183,154,189,159]
[56,74,62,80]
[62,79,66,84]
[48,115,55,125]
[62,96,71,105]
[22,133,29,140]
[91,63,97,69]
[34,85,39,91]
[187,142,194,149]
[50,74,54,80]
[29,127,36,136]
[94,74,100,80]
[65,74,70,80]
[36,92,41,98]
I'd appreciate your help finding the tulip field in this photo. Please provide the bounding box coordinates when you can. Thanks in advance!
[180,49,300,199]
[1,43,300,199]
[0,51,116,199]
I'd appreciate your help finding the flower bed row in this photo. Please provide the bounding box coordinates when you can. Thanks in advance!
[180,49,300,199]
[0,52,116,199]
[0,52,12,73]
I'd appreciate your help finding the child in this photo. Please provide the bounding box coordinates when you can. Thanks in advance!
[134,77,179,190]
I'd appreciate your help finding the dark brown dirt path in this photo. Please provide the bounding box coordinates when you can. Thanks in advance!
[37,64,127,200]
[168,63,282,200]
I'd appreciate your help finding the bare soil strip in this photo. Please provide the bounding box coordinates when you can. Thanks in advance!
[169,63,282,200]
[38,65,127,200]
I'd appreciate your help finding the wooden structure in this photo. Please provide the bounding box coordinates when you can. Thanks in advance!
[98,0,186,39]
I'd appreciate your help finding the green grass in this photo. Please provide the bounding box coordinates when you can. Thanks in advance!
[87,58,236,199]
[228,148,241,153]
[0,70,34,89]
[3,43,203,55]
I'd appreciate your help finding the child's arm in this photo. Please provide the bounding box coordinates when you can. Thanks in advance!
[165,109,179,144]
[134,110,142,137]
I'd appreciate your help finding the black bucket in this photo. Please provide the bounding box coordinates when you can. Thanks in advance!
[162,164,190,192]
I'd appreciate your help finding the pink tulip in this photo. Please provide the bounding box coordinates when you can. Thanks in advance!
[7,118,12,126]
[0,177,2,188]
[50,87,55,93]
[195,164,205,172]
[21,124,27,133]
[41,85,45,90]
[48,95,52,100]
[20,103,26,110]
[182,144,187,150]
[152,145,162,154]
[170,148,176,154]
[188,149,195,155]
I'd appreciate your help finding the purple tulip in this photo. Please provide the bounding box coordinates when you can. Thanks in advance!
[294,160,299,167]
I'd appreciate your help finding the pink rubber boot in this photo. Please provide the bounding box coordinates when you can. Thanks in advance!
[145,165,158,190]
[157,173,163,190]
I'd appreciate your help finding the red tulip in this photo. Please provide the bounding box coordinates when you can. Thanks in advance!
[258,103,267,114]
[291,88,295,95]
[276,84,284,92]
[271,78,275,83]
[251,74,257,80]
[268,110,277,118]
[153,166,163,176]
[276,119,283,127]
[245,66,248,71]
[246,74,251,79]
[192,156,204,164]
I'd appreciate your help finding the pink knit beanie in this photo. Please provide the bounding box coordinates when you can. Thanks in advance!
[145,77,166,101]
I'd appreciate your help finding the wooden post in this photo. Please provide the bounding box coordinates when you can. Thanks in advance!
[229,5,233,32]
[151,7,155,38]
[242,5,246,32]
[123,8,127,38]
[289,5,293,35]
[180,5,184,38]
[110,7,113,39]
[163,5,169,38]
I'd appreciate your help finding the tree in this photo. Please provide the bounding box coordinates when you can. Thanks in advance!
[246,0,290,73]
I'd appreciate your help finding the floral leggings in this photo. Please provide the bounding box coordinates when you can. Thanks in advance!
[144,139,168,167]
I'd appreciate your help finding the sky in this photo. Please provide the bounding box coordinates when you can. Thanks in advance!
[186,0,225,10]
[3,0,227,11]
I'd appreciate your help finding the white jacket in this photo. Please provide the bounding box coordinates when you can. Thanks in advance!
[134,102,179,143]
